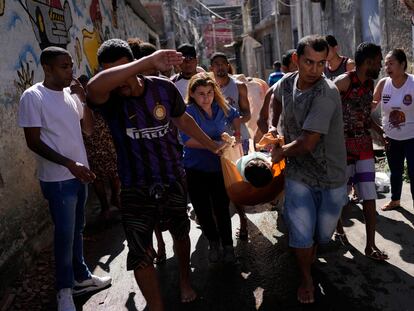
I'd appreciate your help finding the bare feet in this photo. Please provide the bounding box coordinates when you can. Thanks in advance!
[180,282,197,303]
[297,280,314,304]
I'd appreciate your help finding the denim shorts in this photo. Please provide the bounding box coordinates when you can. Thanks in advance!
[283,178,347,248]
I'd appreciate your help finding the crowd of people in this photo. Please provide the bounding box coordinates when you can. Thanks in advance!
[17,33,414,311]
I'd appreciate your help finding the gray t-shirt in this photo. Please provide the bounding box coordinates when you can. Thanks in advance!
[273,72,346,188]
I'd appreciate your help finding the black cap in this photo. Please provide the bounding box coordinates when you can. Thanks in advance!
[177,43,196,58]
[210,52,228,64]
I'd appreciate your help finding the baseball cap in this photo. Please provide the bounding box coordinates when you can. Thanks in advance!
[177,44,196,58]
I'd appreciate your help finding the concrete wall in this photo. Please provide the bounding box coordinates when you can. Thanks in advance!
[0,0,157,295]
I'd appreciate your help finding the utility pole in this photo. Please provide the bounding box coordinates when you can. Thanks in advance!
[212,15,216,53]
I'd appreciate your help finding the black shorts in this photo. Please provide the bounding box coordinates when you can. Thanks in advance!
[120,180,190,270]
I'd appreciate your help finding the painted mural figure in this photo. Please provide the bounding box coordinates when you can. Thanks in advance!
[19,0,73,49]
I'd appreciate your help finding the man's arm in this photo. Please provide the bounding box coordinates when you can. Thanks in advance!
[257,87,273,134]
[172,112,223,153]
[70,79,94,136]
[268,93,282,136]
[333,73,351,94]
[272,130,321,163]
[236,82,251,123]
[23,128,95,182]
[87,50,183,105]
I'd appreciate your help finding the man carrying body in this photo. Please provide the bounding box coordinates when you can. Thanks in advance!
[18,47,112,311]
[171,43,198,99]
[87,39,223,310]
[270,35,347,304]
[210,52,251,240]
[334,42,388,261]
[324,35,355,80]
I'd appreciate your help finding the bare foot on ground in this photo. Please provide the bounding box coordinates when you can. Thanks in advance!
[180,282,197,303]
[297,280,314,304]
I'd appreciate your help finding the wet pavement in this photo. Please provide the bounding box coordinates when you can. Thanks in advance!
[4,184,414,311]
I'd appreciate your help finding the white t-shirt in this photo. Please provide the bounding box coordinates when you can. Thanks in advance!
[18,82,89,182]
[172,75,190,100]
[381,74,414,140]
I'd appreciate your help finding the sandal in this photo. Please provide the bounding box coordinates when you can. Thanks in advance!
[381,200,400,211]
[333,232,349,246]
[236,228,248,241]
[365,248,389,261]
[154,253,166,264]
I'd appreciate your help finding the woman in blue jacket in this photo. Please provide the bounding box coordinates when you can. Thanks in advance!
[181,73,241,264]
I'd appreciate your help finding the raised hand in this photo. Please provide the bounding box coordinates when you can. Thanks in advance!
[70,78,86,102]
[150,50,184,72]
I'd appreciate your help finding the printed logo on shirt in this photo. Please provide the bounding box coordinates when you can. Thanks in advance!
[403,94,412,106]
[126,122,170,139]
[153,103,166,120]
[389,109,406,130]
[382,94,391,104]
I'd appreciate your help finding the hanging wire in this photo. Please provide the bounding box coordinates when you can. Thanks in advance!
[278,0,297,7]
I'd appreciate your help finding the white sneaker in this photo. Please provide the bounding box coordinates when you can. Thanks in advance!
[57,288,75,311]
[73,274,112,296]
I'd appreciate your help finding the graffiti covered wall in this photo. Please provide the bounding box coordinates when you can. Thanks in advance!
[0,0,158,294]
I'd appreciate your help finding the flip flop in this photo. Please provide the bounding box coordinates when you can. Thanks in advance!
[381,201,400,211]
[365,249,389,261]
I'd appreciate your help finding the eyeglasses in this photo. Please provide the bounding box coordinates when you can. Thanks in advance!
[183,56,196,61]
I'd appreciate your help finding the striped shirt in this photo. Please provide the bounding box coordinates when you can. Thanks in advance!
[99,76,186,187]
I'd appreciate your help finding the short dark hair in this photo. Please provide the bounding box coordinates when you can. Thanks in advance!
[40,46,70,66]
[244,159,273,188]
[388,48,407,70]
[210,52,228,64]
[97,39,134,65]
[354,42,382,67]
[296,35,329,57]
[325,35,338,47]
[177,43,196,58]
[127,37,143,59]
[273,61,281,70]
[282,49,295,67]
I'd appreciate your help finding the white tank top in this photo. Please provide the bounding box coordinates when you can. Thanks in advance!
[221,77,250,140]
[381,74,414,140]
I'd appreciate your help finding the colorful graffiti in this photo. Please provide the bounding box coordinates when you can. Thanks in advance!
[15,61,34,94]
[18,0,73,49]
[82,28,101,74]
[74,37,82,68]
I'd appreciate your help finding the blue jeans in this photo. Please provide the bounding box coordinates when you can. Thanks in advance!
[284,178,347,248]
[40,179,91,290]
[386,138,414,201]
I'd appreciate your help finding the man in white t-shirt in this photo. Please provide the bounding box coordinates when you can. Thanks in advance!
[18,47,111,311]
[170,44,198,100]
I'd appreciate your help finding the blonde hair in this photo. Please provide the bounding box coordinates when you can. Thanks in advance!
[186,72,231,116]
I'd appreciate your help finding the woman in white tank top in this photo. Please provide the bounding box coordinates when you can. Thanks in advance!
[373,49,414,211]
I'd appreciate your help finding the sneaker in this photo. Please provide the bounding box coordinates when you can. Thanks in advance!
[223,245,236,264]
[73,274,112,296]
[208,241,219,263]
[57,288,75,311]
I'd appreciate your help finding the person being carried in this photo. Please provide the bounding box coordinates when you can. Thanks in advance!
[87,39,223,310]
